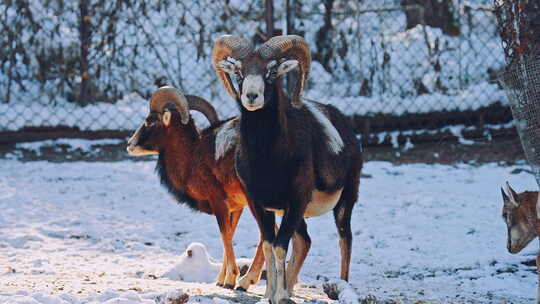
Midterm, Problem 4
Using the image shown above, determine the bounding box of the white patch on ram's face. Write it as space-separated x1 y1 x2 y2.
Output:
305 102 344 154
215 119 237 161
126 146 158 156
241 75 265 111
126 124 158 156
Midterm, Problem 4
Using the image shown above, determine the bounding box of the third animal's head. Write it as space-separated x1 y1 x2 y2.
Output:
212 35 311 111
500 182 537 254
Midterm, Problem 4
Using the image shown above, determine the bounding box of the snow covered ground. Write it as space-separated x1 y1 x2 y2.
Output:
0 140 538 303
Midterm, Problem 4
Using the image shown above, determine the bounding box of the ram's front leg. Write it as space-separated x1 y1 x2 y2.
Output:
214 205 238 289
249 204 277 299
237 236 265 291
272 202 306 304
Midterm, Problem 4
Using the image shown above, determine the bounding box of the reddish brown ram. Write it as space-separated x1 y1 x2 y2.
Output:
126 87 264 289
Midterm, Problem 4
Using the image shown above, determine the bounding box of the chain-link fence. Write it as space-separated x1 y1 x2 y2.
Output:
0 0 510 144
501 58 540 183
496 0 540 184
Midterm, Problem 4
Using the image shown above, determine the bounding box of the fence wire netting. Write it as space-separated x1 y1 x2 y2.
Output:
500 58 540 183
495 0 540 183
0 0 510 139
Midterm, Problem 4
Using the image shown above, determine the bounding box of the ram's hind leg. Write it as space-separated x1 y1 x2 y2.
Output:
333 174 359 281
215 207 240 289
286 219 311 297
222 208 243 288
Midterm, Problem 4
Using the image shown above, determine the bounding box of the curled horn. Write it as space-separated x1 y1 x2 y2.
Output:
212 35 253 100
186 95 219 125
149 86 190 125
257 35 311 109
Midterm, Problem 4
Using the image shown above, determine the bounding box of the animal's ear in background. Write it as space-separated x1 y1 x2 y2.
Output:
276 60 299 76
218 59 241 75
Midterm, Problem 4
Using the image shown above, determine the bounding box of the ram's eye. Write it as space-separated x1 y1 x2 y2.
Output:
265 70 277 82
145 115 159 126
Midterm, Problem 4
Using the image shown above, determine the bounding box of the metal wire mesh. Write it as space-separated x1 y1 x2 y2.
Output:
500 58 540 183
0 1 508 136
495 0 540 184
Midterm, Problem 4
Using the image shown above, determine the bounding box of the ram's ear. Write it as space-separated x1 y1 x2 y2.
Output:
162 110 172 127
217 59 242 75
505 182 519 207
276 60 299 76
501 187 510 203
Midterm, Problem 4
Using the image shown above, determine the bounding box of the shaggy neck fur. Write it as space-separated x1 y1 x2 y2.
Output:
155 116 200 212
238 80 293 204
239 79 288 148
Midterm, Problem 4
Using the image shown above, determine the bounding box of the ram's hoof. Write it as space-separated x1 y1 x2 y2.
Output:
216 282 224 287
235 286 247 292
224 284 235 290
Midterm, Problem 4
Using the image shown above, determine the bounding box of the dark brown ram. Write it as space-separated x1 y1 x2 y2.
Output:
213 35 363 304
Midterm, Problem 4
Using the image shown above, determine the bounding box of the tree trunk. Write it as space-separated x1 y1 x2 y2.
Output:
285 0 298 94
313 0 334 72
79 0 92 105
265 0 274 40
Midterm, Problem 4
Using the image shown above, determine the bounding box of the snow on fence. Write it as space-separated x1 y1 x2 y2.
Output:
0 0 509 137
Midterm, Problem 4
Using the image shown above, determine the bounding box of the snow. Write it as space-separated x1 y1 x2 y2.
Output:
2 289 207 304
448 126 475 145
0 142 538 303
323 280 360 304
162 242 253 285
162 242 222 283
374 122 515 149
16 139 127 156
